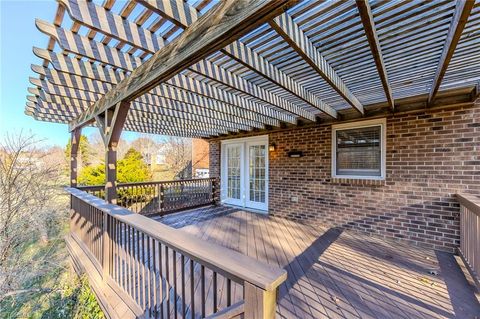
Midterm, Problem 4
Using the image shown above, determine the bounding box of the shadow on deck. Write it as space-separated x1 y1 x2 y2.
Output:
154 205 480 319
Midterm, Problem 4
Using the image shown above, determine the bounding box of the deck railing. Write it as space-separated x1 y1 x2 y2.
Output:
77 178 217 216
67 187 286 319
457 193 480 289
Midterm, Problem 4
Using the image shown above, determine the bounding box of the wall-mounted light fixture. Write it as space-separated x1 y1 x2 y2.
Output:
269 143 276 152
287 150 303 158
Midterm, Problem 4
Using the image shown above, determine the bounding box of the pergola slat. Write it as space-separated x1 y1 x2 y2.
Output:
31 66 265 130
270 13 365 115
67 0 299 131
34 48 294 124
140 0 337 119
54 2 309 122
28 88 252 133
32 49 283 126
35 21 303 124
25 0 480 138
189 60 315 120
35 87 262 131
28 100 230 137
29 82 259 131
58 0 164 52
428 0 475 104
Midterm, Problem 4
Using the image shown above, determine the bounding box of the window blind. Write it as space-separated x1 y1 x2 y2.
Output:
336 125 381 177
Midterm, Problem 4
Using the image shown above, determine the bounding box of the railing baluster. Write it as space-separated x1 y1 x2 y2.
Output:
165 246 170 317
128 225 134 298
181 255 186 319
190 259 195 319
142 232 146 310
227 278 232 307
457 194 480 291
152 239 158 319
213 271 217 313
122 222 127 290
158 242 164 319
173 250 178 319
201 265 205 318
137 229 142 305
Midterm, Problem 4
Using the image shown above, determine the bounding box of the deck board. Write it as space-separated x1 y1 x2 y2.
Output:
155 205 480 319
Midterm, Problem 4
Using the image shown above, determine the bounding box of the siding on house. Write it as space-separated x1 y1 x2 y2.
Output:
209 103 480 252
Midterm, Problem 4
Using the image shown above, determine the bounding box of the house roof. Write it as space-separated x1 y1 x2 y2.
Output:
26 0 480 138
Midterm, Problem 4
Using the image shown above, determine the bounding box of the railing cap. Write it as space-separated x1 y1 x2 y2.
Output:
66 187 287 291
75 177 217 189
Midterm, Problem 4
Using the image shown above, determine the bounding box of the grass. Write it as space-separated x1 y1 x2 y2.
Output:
0 211 104 319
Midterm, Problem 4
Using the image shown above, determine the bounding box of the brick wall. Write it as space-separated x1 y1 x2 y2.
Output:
209 104 480 251
192 138 210 176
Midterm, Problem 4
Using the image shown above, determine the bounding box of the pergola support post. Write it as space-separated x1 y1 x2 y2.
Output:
95 101 130 204
95 101 130 280
70 128 82 187
105 144 118 204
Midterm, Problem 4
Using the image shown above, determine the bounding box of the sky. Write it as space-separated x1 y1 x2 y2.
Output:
0 0 142 148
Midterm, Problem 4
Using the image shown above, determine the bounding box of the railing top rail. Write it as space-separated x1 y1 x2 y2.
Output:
66 187 287 291
76 185 105 191
457 193 480 217
76 177 217 189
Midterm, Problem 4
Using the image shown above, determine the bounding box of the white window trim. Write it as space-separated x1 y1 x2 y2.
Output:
331 118 386 180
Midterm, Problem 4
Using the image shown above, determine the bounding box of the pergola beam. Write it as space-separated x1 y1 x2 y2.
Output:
189 60 315 120
33 23 300 124
269 13 364 115
29 90 254 132
29 88 250 132
428 0 475 104
33 47 294 124
42 5 310 122
31 52 281 127
28 101 228 137
356 0 394 110
138 0 336 119
65 0 297 131
30 65 267 129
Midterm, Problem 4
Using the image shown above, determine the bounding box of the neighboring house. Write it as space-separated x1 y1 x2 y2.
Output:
192 138 209 178
143 146 167 171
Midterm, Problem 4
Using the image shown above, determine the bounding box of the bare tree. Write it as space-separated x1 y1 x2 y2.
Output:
130 135 161 166
164 137 192 179
0 133 66 300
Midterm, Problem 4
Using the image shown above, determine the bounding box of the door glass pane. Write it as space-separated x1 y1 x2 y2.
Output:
249 145 266 203
227 146 241 199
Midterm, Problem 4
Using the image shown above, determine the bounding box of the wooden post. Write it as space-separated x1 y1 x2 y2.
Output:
105 144 118 204
159 184 165 214
99 101 130 204
97 101 130 281
243 282 277 319
70 128 81 187
212 178 219 205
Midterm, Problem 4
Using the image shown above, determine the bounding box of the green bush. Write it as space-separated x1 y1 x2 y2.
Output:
78 148 150 186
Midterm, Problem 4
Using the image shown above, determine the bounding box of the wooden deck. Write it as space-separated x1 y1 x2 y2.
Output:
155 205 480 319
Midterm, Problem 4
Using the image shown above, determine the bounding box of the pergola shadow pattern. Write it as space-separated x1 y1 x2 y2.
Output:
155 206 480 319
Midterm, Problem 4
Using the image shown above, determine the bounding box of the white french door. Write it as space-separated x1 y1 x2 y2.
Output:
221 136 268 212
224 143 244 207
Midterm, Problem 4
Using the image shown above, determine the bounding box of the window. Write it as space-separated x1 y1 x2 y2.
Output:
332 118 386 180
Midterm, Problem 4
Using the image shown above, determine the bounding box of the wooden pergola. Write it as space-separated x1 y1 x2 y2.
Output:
26 0 480 201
